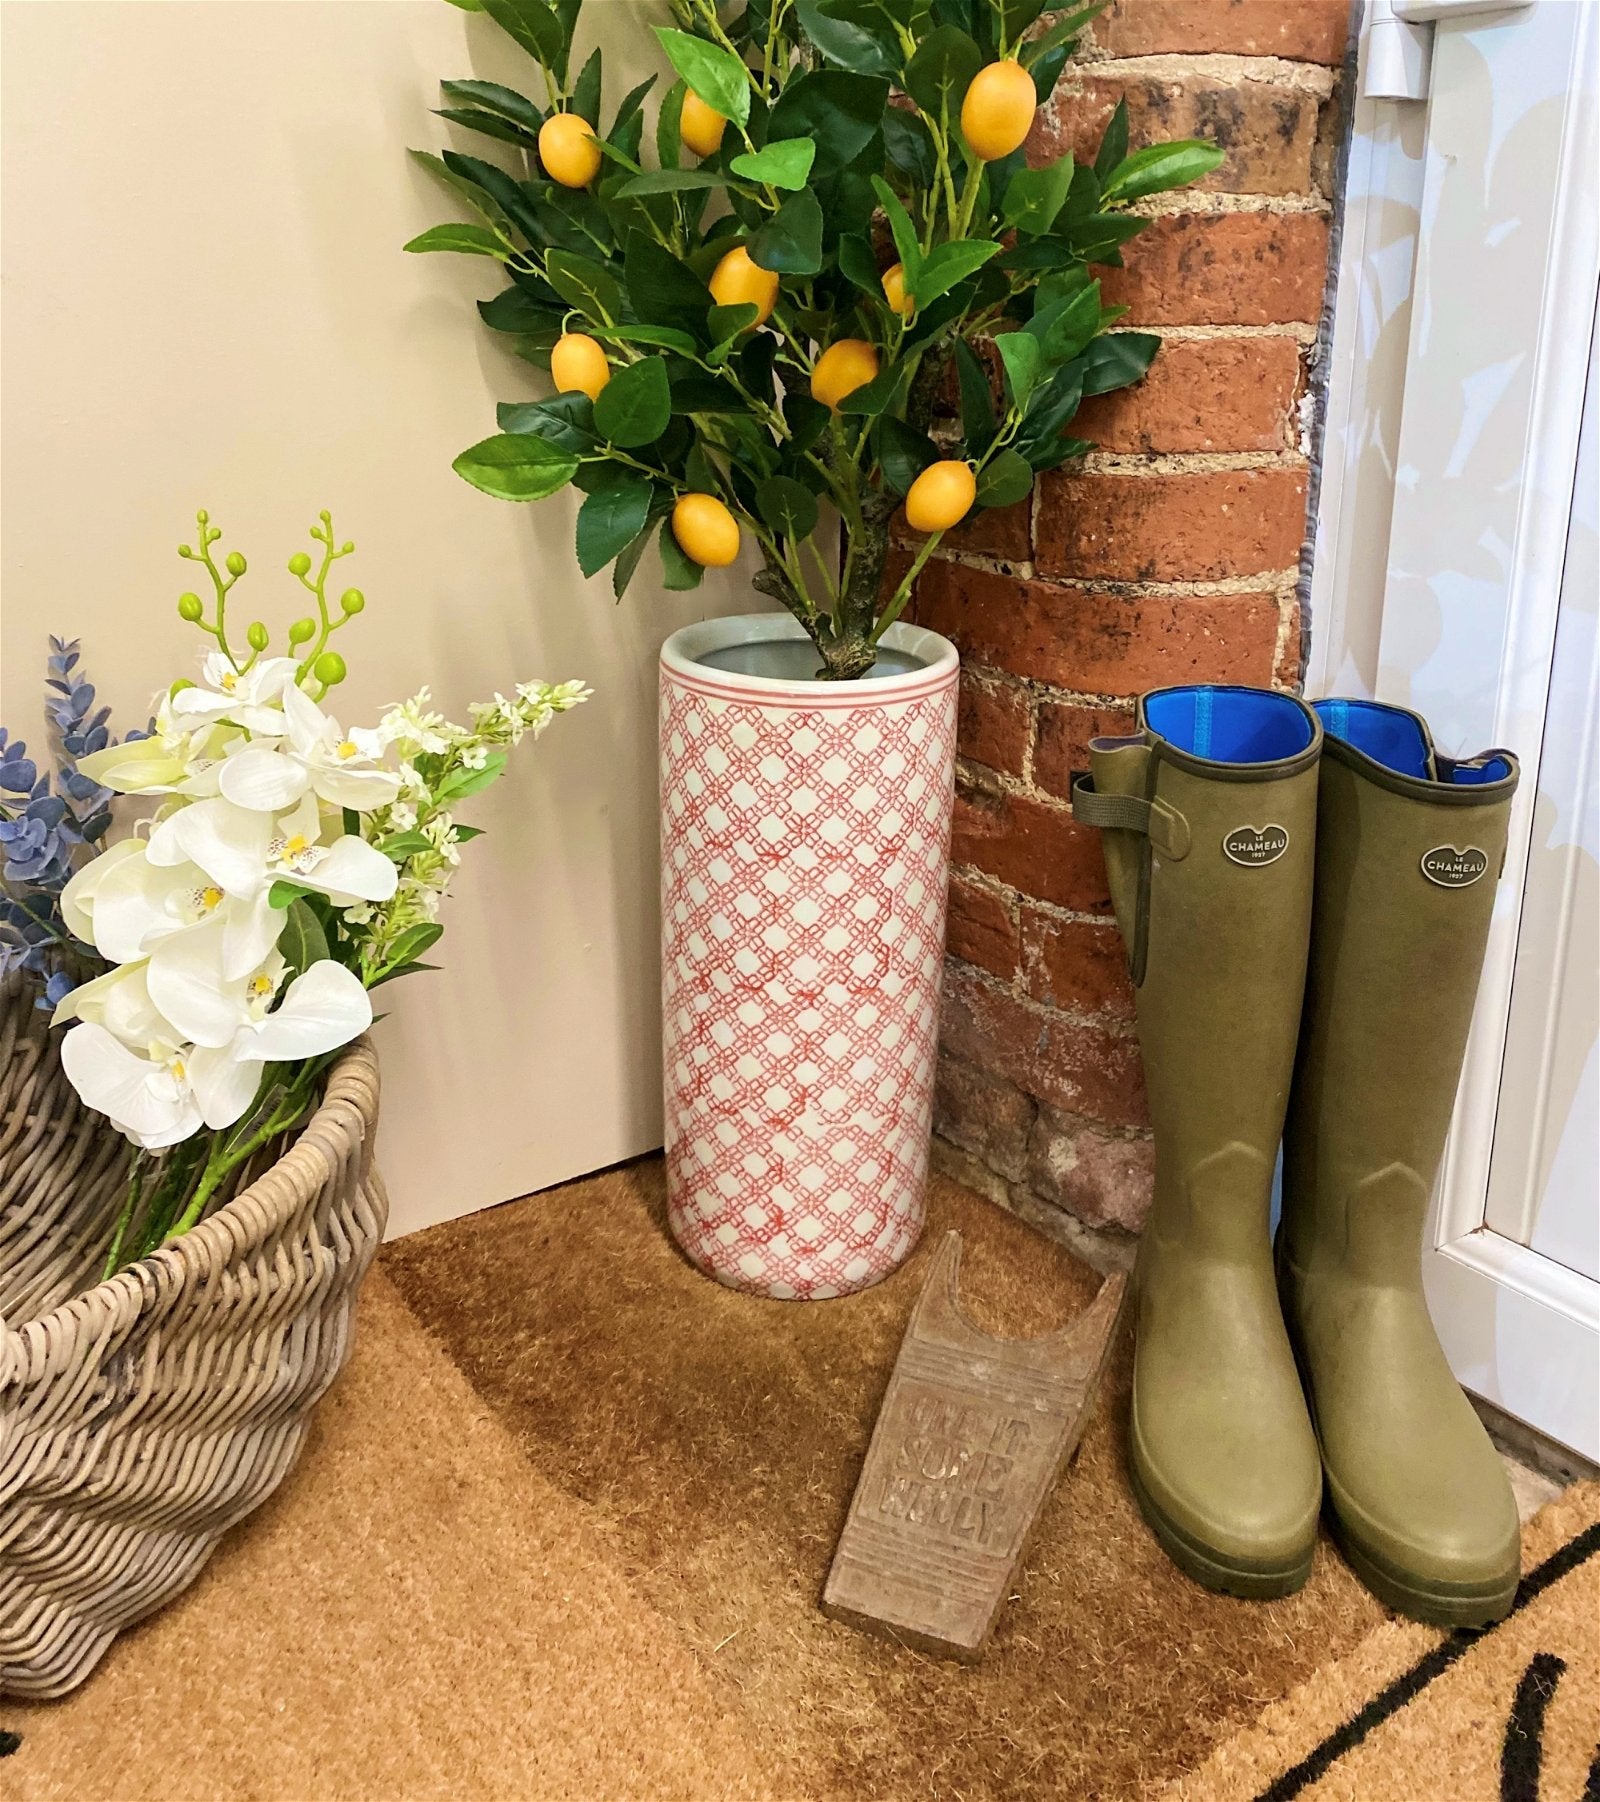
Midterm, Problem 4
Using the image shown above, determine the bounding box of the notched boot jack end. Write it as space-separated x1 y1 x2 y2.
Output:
1279 699 1522 1628
1073 686 1325 1599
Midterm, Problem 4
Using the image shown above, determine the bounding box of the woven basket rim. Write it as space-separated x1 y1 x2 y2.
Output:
2 1025 379 1346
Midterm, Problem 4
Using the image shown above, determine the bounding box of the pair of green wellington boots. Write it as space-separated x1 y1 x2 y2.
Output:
1072 684 1522 1625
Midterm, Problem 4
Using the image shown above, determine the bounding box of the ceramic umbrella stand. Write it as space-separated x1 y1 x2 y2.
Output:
659 613 959 1300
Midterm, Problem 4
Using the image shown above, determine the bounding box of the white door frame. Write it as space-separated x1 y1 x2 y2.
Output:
1311 0 1600 1458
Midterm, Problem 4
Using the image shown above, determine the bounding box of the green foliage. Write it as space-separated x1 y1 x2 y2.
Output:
411 0 1224 676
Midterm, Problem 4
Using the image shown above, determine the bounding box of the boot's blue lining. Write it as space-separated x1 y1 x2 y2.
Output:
1146 686 1312 763
1314 698 1512 785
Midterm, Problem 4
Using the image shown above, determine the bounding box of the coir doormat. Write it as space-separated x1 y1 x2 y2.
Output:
1160 1482 1600 1802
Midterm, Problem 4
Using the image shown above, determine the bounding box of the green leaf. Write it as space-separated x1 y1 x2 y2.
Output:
767 71 889 178
1101 140 1225 204
996 0 1049 43
755 476 819 540
380 923 445 974
577 469 655 576
434 106 541 147
653 26 752 128
1030 46 1070 106
869 176 923 286
480 0 563 68
1064 212 1148 261
1030 279 1102 363
497 391 598 451
624 231 715 340
707 303 760 362
439 149 545 240
749 189 823 275
403 223 508 259
904 25 981 121
592 322 700 355
1093 95 1128 182
954 339 998 454
975 448 1034 508
409 149 514 233
378 830 434 859
613 522 654 599
617 167 725 196
571 46 602 126
1001 161 1073 237
453 433 580 501
543 250 624 323
838 233 884 295
1024 2 1107 64
656 79 686 169
277 899 329 976
658 517 704 590
478 284 556 333
729 137 818 191
795 0 898 75
593 357 671 446
836 359 907 418
876 416 938 497
436 752 509 803
994 332 1043 411
1080 330 1161 396
1015 362 1086 465
441 79 543 134
267 879 314 909
783 391 831 452
910 239 999 307
882 108 937 187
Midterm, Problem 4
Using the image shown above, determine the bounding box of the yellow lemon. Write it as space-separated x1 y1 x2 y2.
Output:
679 92 728 159
672 492 741 567
810 339 881 412
905 460 978 533
961 60 1038 162
708 245 780 327
538 111 602 188
881 262 909 316
549 332 610 402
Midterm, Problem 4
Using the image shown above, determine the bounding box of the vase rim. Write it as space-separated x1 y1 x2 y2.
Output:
660 612 959 703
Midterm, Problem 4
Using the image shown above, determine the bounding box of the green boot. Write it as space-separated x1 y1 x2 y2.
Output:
1279 699 1521 1627
1074 685 1324 1597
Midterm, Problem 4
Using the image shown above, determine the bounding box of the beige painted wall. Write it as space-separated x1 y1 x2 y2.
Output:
1 0 761 1236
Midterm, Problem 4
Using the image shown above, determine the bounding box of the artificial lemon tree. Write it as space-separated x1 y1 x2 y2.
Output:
411 0 1222 679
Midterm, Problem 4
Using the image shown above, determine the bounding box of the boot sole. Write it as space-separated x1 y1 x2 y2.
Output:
1326 1513 1517 1628
1128 1447 1314 1600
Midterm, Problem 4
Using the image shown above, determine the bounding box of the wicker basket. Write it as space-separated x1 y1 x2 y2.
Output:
0 972 386 1698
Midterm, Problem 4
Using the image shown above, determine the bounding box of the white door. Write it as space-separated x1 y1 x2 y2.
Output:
1314 1 1600 1459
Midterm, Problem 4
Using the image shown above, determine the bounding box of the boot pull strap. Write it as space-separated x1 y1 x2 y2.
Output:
1070 773 1191 861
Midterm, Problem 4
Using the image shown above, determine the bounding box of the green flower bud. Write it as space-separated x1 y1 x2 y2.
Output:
196 509 210 525
340 587 365 615
225 550 247 577
177 592 204 622
288 551 312 577
288 616 317 644
247 621 270 652
313 651 347 687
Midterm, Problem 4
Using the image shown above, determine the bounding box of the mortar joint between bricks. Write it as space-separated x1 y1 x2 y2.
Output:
952 959 1141 1042
1133 191 1332 219
1060 51 1340 94
1082 449 1308 477
1152 323 1318 345
993 567 1304 601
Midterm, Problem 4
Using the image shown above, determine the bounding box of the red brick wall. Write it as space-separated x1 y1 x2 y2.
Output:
911 0 1353 1263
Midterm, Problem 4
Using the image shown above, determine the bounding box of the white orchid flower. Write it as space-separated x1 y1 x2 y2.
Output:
65 837 281 979
218 683 400 814
167 653 299 734
186 960 373 1130
60 1023 205 1150
143 914 289 1049
145 793 396 979
75 697 226 797
52 959 167 1046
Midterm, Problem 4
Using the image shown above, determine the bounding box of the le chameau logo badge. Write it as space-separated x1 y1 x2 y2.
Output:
1421 846 1489 888
1222 824 1289 867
